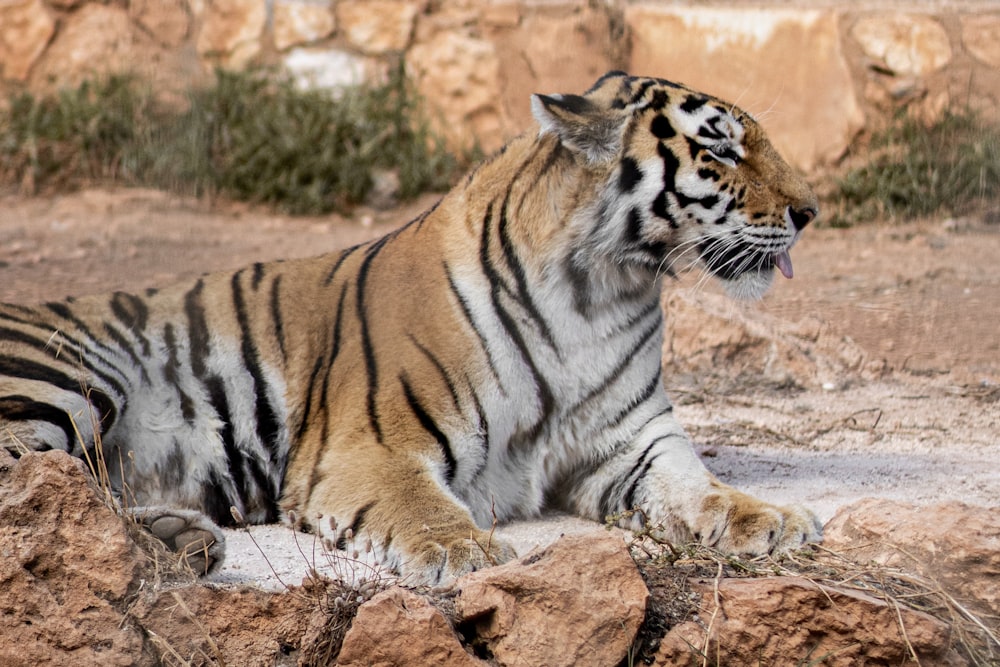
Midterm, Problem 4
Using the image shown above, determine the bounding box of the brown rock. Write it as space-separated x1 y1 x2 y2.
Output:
824 498 1000 618
407 32 503 152
0 0 56 81
627 7 862 171
196 0 266 67
273 0 336 51
337 0 421 55
454 533 648 667
130 0 191 49
0 450 147 667
337 587 485 666
852 14 952 77
961 14 1000 69
489 7 616 138
661 287 876 389
29 3 144 88
655 575 964 666
134 584 313 667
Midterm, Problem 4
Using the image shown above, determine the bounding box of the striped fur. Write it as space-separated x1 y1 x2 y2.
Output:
1 72 821 583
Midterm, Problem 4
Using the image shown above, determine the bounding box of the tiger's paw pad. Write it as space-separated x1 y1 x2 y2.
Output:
132 506 227 575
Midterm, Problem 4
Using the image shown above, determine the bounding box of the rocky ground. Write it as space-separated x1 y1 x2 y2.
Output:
1 187 998 665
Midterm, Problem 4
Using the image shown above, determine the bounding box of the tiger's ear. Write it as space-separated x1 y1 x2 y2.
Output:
531 93 623 165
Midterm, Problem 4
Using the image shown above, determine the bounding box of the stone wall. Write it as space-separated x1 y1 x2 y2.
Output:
2 0 999 172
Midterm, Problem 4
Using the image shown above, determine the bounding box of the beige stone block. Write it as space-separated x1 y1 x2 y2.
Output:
961 13 1000 68
627 6 863 171
30 4 139 86
273 0 335 51
282 47 370 90
492 8 616 137
196 0 266 67
130 0 191 48
408 31 502 151
0 0 55 81
852 14 952 77
338 0 421 55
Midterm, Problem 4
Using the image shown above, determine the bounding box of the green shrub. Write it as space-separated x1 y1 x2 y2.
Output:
0 66 464 214
830 109 1000 226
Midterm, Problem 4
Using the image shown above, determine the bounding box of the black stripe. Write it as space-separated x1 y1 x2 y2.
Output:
203 374 250 514
270 275 286 361
337 501 376 550
618 157 642 193
408 335 462 412
162 323 196 423
564 250 592 318
357 236 392 445
295 355 326 442
101 322 150 383
231 270 283 465
0 355 117 432
323 244 362 286
607 371 663 430
479 204 554 445
15 305 132 397
400 374 456 483
110 291 151 356
650 114 676 139
184 279 210 377
0 395 77 451
568 316 662 417
251 262 265 290
444 264 504 393
623 456 657 511
203 470 237 527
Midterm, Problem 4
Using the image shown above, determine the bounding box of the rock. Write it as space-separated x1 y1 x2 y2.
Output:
29 3 142 88
454 533 648 667
283 47 371 91
824 498 1000 618
0 450 147 667
852 14 952 77
661 287 879 389
961 14 1000 69
130 0 191 48
273 0 336 52
407 31 503 152
626 6 863 171
134 584 313 667
196 0 266 68
337 587 485 666
488 6 616 136
337 0 421 55
0 0 55 81
654 575 965 666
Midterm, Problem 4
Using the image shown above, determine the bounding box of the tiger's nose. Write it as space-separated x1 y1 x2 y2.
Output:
788 205 817 231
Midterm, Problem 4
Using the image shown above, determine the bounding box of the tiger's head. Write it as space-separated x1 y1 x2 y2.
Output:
531 71 818 300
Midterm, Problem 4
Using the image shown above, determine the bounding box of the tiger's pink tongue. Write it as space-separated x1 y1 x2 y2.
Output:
775 250 794 279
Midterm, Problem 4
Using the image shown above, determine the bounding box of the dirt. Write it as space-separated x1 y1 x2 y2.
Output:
1 186 998 589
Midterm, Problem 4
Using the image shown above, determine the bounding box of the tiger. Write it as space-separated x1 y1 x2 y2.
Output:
0 71 821 584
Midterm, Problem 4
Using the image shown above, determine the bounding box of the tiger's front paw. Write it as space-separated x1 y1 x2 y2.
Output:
694 490 821 556
401 530 517 586
132 506 227 575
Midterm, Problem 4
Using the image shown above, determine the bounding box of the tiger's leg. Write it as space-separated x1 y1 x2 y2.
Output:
0 387 227 575
566 413 821 554
284 446 516 586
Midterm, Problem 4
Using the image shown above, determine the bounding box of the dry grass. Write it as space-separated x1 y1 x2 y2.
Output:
617 513 999 666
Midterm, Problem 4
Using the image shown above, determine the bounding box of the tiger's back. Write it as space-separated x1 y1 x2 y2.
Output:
1 71 821 583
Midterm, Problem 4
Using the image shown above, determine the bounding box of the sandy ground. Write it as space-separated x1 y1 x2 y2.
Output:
1 187 997 590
